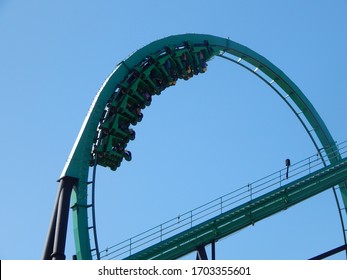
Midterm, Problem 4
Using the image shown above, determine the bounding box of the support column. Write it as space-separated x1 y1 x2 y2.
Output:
211 240 216 260
196 241 216 260
196 244 208 260
42 186 61 260
43 176 78 260
309 244 347 260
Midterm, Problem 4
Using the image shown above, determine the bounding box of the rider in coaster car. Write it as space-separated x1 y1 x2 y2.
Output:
164 59 178 86
180 53 193 80
113 143 132 161
199 51 208 73
150 69 166 92
119 120 136 140
138 87 152 105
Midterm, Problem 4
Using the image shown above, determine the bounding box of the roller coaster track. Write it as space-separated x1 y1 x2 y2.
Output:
43 34 347 260
98 142 347 260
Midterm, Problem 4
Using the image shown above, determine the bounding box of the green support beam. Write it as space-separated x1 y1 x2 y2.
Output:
125 158 347 260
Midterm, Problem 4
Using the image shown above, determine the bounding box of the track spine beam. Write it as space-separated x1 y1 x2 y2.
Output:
125 158 347 260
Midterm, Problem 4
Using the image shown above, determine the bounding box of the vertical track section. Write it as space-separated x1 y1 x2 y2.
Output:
88 156 100 259
56 34 347 259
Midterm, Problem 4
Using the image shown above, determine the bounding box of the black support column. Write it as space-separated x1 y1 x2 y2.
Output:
195 240 216 260
42 176 78 260
196 244 208 260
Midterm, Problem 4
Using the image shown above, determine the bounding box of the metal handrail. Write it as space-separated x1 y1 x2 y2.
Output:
97 140 347 259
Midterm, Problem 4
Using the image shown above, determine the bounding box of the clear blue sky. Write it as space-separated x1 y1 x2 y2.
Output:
1 0 347 260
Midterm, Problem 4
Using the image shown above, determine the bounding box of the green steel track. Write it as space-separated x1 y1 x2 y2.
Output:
97 143 347 260
124 157 347 260
58 34 347 259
